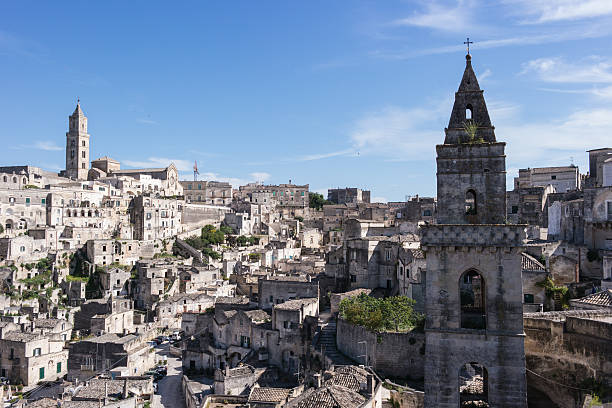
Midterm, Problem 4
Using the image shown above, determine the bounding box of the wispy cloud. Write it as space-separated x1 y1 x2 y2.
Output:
123 157 193 172
298 148 355 161
250 172 271 182
348 103 448 161
506 0 612 23
521 56 612 83
33 141 63 151
12 141 63 151
392 0 476 33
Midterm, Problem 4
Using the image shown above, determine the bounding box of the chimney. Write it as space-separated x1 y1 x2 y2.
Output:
123 378 129 399
367 374 375 396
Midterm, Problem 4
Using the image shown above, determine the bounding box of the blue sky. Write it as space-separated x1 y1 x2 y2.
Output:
2 1 612 202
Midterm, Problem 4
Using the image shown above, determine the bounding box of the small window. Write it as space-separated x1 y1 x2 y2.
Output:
551 175 556 180
39 367 45 380
350 274 356 283
41 198 46 204
524 294 534 303
511 205 518 214
33 348 42 357
57 362 62 373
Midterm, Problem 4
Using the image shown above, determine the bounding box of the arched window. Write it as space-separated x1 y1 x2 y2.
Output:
466 104 473 120
459 362 488 406
12 177 17 183
2 176 6 182
22 178 27 184
465 189 477 216
460 270 486 329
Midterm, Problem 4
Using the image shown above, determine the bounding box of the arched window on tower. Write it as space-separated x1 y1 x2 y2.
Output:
460 270 486 329
466 104 473 120
459 362 489 406
465 189 477 216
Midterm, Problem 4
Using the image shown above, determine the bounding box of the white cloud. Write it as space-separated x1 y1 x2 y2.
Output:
348 104 448 161
506 0 612 23
123 157 193 172
298 148 355 161
250 172 271 182
498 108 612 169
32 141 62 151
521 56 612 83
392 0 475 33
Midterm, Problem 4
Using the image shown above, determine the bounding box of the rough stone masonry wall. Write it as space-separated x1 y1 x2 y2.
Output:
336 318 425 380
435 143 507 225
523 311 612 408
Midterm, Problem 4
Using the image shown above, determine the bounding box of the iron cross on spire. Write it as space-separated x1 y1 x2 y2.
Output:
464 37 474 55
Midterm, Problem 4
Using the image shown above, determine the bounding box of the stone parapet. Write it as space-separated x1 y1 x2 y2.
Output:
420 224 527 247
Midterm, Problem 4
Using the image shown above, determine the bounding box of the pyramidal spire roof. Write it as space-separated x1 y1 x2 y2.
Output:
444 54 496 144
458 54 481 92
72 99 85 117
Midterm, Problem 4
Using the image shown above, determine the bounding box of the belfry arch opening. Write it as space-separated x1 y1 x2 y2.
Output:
466 104 473 120
460 270 486 330
459 362 489 407
465 189 477 216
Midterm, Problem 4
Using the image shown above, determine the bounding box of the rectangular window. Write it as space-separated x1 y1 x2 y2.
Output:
607 201 612 221
524 294 534 303
301 192 304 196
350 274 357 282
25 197 30 205
57 362 61 373
188 184 192 189
39 367 45 380
33 348 41 356
551 175 556 180
41 198 46 204
198 184 202 190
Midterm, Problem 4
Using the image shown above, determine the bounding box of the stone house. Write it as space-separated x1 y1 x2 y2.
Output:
74 296 134 335
327 188 371 205
396 247 426 312
179 265 222 293
157 292 214 329
299 228 323 249
67 332 155 380
515 166 581 192
133 259 179 310
130 195 182 241
181 180 232 206
86 240 141 267
98 267 132 297
0 329 69 386
258 276 319 310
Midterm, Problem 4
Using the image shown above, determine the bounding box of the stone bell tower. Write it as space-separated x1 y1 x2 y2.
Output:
64 100 90 180
420 54 527 407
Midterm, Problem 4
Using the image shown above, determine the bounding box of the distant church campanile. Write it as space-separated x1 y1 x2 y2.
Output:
64 100 90 180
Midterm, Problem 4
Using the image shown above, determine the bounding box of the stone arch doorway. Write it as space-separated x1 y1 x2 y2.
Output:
459 269 486 330
459 362 489 407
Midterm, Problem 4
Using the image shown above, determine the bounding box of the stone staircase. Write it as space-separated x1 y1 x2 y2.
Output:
317 318 355 366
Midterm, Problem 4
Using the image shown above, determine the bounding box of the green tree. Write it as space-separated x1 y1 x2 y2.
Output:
339 294 423 332
309 193 331 210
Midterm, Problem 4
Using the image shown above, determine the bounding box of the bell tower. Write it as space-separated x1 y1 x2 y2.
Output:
64 100 90 180
436 54 506 225
421 54 527 407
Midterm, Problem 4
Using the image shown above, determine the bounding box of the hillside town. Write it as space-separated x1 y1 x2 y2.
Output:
0 52 611 408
